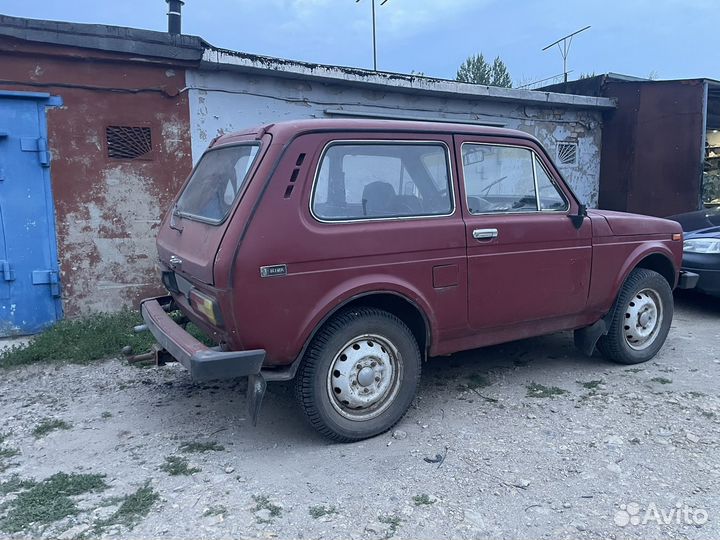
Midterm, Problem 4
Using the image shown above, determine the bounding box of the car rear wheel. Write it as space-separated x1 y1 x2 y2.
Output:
295 307 421 442
597 268 674 365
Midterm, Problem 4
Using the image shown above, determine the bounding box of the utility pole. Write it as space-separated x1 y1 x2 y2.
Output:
356 0 390 71
542 26 591 83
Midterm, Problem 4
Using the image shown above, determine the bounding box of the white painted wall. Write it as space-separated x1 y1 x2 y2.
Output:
186 69 604 206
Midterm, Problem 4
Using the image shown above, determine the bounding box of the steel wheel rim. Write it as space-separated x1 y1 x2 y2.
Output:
623 288 664 350
326 334 403 421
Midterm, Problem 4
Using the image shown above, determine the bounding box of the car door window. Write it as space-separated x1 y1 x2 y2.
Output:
312 143 453 221
535 155 569 211
462 144 538 214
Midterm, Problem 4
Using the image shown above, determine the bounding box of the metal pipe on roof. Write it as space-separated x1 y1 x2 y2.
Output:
166 0 184 35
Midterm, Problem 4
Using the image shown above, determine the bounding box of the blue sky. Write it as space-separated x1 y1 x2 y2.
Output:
0 0 716 85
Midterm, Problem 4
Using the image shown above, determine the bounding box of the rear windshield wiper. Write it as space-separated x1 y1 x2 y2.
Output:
169 204 184 233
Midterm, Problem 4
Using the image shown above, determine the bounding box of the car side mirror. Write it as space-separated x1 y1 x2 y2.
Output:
570 203 587 229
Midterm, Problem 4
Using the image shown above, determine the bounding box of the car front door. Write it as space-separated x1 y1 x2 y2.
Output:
454 134 592 331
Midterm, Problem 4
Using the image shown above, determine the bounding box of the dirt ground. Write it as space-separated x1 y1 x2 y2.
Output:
0 290 718 539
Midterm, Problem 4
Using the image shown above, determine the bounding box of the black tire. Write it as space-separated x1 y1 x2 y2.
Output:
295 307 421 442
597 268 674 365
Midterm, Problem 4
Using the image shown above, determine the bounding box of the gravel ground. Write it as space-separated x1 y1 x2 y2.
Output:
0 291 718 539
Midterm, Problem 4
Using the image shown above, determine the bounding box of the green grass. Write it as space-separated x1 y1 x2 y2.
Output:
0 447 19 459
309 505 337 518
0 475 36 496
650 377 673 385
179 441 225 453
252 495 282 522
526 382 569 398
159 456 200 476
378 513 403 538
412 494 434 506
0 473 107 533
579 379 604 390
101 411 113 419
93 483 159 532
32 419 71 438
0 310 155 368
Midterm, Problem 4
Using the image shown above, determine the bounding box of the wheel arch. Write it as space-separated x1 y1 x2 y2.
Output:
634 252 677 288
298 290 432 366
613 245 678 301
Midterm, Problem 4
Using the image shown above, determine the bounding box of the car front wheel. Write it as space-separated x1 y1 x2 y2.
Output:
295 307 421 442
597 268 674 364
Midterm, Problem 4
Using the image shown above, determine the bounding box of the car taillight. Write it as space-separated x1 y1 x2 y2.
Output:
188 288 223 327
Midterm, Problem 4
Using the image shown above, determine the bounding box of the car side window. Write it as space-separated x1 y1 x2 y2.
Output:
462 144 538 214
534 155 569 211
312 143 453 221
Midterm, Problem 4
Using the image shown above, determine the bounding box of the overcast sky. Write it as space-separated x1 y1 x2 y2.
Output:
0 0 715 85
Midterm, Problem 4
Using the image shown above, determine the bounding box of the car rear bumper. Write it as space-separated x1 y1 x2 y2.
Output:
140 296 266 382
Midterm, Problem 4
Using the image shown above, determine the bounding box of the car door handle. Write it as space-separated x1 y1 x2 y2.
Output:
472 228 498 240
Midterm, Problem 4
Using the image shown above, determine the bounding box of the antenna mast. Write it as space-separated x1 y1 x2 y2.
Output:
542 26 591 83
356 0 390 71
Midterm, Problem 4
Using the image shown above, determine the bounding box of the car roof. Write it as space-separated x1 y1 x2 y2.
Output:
213 118 538 146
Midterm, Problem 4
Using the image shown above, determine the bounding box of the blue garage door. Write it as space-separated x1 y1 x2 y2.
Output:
0 91 62 336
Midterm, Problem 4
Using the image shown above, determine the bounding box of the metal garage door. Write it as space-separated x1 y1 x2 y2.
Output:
0 91 62 336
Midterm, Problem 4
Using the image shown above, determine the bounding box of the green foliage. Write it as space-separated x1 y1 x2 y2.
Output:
412 494 434 506
94 483 159 532
0 475 36 496
160 456 200 476
456 53 512 87
526 382 568 398
179 441 225 454
378 513 403 538
252 495 282 522
32 419 71 438
0 310 155 368
309 505 337 518
0 473 107 533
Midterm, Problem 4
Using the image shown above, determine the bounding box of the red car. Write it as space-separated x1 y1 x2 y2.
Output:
141 119 697 441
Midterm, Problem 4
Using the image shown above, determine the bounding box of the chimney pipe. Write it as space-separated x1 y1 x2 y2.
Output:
166 0 184 35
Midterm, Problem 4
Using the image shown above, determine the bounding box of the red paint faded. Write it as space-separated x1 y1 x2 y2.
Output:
0 37 193 315
154 119 685 370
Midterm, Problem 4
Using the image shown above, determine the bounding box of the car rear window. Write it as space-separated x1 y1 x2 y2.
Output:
176 144 260 224
312 142 453 221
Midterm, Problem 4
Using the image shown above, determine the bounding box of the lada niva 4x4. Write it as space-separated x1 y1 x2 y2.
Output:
141 119 698 441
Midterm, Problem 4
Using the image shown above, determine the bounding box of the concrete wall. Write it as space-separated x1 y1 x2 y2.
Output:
0 39 193 316
187 69 604 207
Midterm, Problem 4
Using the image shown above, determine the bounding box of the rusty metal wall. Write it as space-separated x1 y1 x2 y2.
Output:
599 80 705 217
0 38 193 316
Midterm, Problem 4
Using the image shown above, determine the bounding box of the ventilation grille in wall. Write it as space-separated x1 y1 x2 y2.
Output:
556 142 578 166
106 126 153 160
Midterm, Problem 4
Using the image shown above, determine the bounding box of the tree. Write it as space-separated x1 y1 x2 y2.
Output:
456 53 512 88
490 56 512 88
